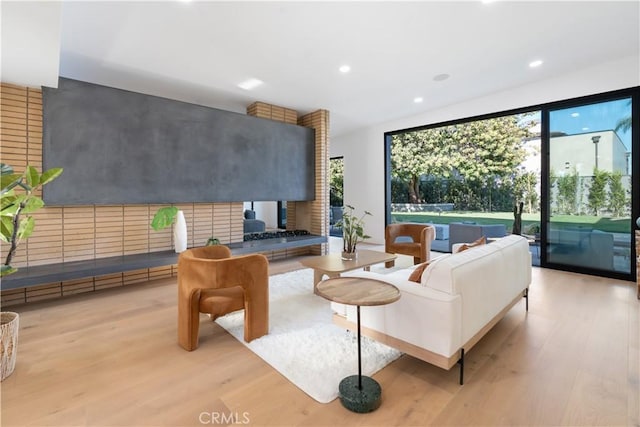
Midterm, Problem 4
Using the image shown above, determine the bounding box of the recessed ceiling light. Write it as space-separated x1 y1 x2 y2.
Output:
414 97 423 103
237 78 263 91
571 112 580 118
529 60 543 68
582 127 590 131
433 73 450 82
339 65 351 73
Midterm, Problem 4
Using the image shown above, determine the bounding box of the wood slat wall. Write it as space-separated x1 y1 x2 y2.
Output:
298 109 330 255
246 102 329 256
0 83 244 306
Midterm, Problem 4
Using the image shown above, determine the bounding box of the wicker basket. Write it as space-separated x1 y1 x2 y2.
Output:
1 312 19 381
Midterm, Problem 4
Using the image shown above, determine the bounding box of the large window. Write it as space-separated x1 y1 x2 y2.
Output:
329 157 344 237
386 111 542 263
546 97 633 275
385 88 638 281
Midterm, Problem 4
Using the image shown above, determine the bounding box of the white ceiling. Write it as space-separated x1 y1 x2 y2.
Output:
3 1 639 136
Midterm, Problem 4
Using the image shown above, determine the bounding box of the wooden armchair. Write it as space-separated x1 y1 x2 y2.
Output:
384 223 435 268
177 245 269 351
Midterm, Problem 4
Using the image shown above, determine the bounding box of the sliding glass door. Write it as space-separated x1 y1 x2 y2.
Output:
546 97 633 275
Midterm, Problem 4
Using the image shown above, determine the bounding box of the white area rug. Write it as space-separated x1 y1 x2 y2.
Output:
215 268 402 403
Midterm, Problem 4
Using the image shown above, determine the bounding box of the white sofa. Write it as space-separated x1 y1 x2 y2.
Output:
330 234 532 384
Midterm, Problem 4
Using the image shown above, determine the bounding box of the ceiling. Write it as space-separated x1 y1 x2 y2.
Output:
3 1 639 136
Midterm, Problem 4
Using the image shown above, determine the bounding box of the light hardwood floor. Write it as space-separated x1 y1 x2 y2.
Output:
1 240 638 426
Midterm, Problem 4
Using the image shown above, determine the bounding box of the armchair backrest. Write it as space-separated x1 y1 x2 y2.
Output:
386 223 435 245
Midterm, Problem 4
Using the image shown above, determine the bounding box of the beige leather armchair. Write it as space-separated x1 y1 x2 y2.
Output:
177 245 269 351
384 223 435 268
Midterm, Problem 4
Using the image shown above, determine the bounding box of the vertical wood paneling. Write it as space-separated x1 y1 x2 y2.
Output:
0 288 26 306
213 203 232 243
63 206 96 261
27 88 43 170
94 273 124 291
95 206 124 257
149 265 172 280
62 277 95 296
123 205 149 255
298 109 330 255
25 282 62 303
27 207 63 266
193 203 214 247
230 202 244 243
123 268 149 286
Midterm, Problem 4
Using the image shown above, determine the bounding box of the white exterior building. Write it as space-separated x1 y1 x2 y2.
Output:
550 130 629 176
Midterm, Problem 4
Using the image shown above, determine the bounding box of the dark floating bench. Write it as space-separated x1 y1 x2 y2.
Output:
1 234 327 291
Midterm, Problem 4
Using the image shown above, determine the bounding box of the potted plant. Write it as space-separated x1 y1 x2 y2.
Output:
206 237 220 246
1 163 63 276
335 205 371 260
1 163 62 381
151 206 187 253
1 312 19 381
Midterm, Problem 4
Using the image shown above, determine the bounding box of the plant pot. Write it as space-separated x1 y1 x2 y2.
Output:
341 250 357 261
1 312 19 381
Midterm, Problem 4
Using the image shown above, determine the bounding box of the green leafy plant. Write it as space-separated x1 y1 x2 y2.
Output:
1 163 63 276
206 237 220 246
335 205 371 253
150 206 179 231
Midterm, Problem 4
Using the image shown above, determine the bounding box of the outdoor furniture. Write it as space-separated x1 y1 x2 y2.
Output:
177 245 269 351
448 223 507 252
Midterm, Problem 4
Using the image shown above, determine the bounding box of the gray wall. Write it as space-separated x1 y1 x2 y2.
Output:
43 78 315 205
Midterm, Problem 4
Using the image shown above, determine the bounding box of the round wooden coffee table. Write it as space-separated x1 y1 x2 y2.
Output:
315 277 400 413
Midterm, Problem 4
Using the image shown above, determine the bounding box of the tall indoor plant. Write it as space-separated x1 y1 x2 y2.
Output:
335 205 371 260
1 163 62 381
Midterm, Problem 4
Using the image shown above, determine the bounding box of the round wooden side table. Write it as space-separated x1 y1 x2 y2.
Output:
315 276 400 413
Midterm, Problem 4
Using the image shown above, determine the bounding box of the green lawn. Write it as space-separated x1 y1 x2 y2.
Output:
391 211 631 234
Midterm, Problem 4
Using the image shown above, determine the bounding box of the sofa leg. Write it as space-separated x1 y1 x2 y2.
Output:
385 260 395 268
457 348 465 385
524 288 529 311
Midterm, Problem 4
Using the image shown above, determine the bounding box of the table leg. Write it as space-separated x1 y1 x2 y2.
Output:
357 305 362 389
313 269 324 286
338 304 382 413
314 271 340 294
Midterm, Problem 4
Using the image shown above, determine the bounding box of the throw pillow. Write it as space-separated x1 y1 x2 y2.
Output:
457 236 486 253
408 261 430 283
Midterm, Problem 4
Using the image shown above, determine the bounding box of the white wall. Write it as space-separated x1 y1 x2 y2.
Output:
331 55 640 244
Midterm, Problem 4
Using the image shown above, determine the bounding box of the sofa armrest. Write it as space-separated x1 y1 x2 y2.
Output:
334 270 463 358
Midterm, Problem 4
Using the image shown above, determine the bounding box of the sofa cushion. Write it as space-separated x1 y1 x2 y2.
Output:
419 254 452 287
408 261 430 283
457 236 486 253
